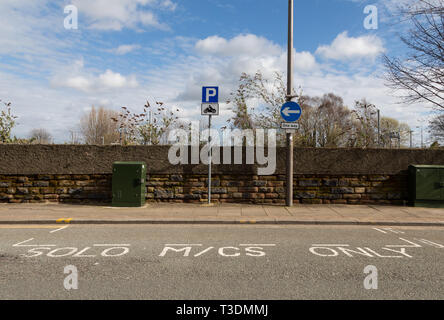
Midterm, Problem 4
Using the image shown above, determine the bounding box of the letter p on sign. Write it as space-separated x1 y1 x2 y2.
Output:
203 87 219 103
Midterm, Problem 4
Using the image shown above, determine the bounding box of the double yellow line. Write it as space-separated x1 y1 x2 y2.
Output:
239 220 257 224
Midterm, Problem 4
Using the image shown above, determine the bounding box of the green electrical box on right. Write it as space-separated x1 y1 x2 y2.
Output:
409 165 444 208
112 161 147 207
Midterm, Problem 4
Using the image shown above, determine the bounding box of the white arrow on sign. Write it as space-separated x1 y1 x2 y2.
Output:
282 107 301 117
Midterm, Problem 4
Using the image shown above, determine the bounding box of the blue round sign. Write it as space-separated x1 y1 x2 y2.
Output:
280 101 302 122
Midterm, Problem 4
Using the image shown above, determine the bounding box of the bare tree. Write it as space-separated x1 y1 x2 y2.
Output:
29 128 52 144
292 94 354 148
80 106 120 145
295 96 317 147
312 94 353 148
68 128 82 145
226 81 255 130
429 113 444 143
383 0 444 109
227 71 297 146
379 117 411 148
111 100 183 145
228 72 413 149
228 72 294 128
137 101 182 145
0 99 18 144
350 99 379 148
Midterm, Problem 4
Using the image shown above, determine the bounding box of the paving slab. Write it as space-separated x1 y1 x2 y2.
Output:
241 206 267 216
217 207 242 217
263 206 291 217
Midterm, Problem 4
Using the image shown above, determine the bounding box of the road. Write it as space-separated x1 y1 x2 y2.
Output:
0 224 443 300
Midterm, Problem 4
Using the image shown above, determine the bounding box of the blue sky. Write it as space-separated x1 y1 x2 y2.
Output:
0 0 434 144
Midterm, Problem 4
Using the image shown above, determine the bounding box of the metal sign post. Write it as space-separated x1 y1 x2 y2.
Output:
286 0 294 207
202 86 219 205
208 114 212 204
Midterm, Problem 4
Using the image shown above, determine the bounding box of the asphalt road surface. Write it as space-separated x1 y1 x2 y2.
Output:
0 224 443 300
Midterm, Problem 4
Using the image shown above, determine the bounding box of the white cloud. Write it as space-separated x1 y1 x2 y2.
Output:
149 33 430 138
294 51 318 72
193 33 318 80
99 69 138 88
159 0 177 11
0 1 67 56
316 31 385 61
113 44 141 55
63 76 92 92
71 0 175 31
195 34 282 58
166 34 318 104
51 63 139 93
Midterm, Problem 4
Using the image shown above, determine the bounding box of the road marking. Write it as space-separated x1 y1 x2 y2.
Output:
309 243 410 258
13 238 57 247
20 246 131 258
164 244 203 246
239 244 276 246
415 239 444 248
56 218 73 224
389 228 405 234
93 244 132 247
160 246 193 257
194 247 214 257
0 225 61 229
73 247 96 257
363 248 404 258
337 247 374 258
383 247 412 258
219 247 241 257
101 247 130 257
309 247 339 257
373 227 405 234
50 225 69 233
309 245 410 258
311 237 444 259
312 244 350 247
385 238 422 248
47 247 78 257
160 244 275 257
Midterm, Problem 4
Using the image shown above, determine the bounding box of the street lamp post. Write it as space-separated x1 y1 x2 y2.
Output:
377 109 380 147
398 130 401 148
416 126 424 148
421 126 424 148
286 0 294 207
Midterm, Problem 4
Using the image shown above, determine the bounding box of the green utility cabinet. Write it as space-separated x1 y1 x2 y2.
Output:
409 165 444 208
112 161 147 207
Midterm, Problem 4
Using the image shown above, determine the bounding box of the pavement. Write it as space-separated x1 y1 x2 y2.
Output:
0 202 443 226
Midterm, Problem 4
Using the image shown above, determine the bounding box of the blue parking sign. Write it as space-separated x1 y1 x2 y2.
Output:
202 87 219 103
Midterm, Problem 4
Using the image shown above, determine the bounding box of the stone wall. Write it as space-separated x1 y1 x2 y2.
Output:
0 173 406 205
0 145 442 205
